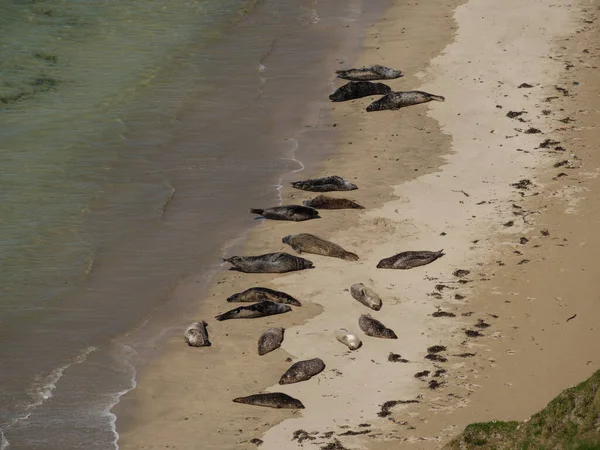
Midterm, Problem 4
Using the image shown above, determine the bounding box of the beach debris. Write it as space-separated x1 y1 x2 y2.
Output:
250 205 319 221
223 252 314 273
475 319 491 329
338 429 370 436
518 83 534 88
388 353 409 363
434 369 447 377
425 354 448 363
184 321 211 347
453 269 471 278
291 175 357 192
506 110 526 118
258 327 285 356
415 371 430 379
454 352 476 358
303 195 364 210
335 329 362 350
279 358 325 385
335 65 403 81
511 179 533 190
541 229 550 236
366 91 445 112
503 220 515 227
566 314 577 322
555 85 570 96
292 430 317 443
329 81 391 102
428 380 444 390
215 301 291 321
228 287 301 306
320 439 350 450
539 138 560 148
427 345 447 353
455 294 466 300
359 314 398 339
233 393 305 409
432 310 456 318
518 259 530 265
525 127 542 134
465 329 484 337
378 400 419 417
350 283 382 310
249 438 263 447
520 237 529 244
376 249 444 270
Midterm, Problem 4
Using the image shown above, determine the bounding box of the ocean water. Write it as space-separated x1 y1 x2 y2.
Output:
0 0 385 448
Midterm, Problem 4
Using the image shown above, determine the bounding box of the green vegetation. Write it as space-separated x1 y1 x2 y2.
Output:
444 370 600 449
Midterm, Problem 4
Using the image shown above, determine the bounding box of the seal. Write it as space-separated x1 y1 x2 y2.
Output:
232 392 305 409
227 287 301 307
366 91 445 112
350 283 382 311
303 195 364 210
250 205 319 222
376 250 444 270
184 321 211 347
215 301 291 321
335 65 403 81
223 252 314 273
359 314 398 339
335 328 362 350
282 233 359 261
258 327 285 355
329 81 392 102
291 175 357 192
279 358 326 385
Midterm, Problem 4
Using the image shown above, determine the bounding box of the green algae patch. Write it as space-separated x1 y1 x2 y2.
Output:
444 370 600 449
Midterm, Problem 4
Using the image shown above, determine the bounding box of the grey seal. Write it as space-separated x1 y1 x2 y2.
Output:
366 91 445 112
250 205 319 222
335 328 362 350
303 195 364 210
329 81 392 102
227 287 301 307
223 252 314 273
184 321 211 347
335 65 403 81
282 233 359 261
350 283 382 311
215 301 291 321
291 175 357 192
359 314 398 339
258 327 285 355
279 358 326 385
233 393 305 409
376 250 444 270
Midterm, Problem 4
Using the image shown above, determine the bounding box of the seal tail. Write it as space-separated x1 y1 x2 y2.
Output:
429 94 445 102
250 208 264 216
343 252 360 261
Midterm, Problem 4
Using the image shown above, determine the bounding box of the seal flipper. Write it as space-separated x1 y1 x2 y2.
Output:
215 308 241 321
290 243 303 254
250 208 264 216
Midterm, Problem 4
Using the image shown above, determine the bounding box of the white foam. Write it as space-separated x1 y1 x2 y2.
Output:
107 344 138 450
274 137 305 205
0 430 9 450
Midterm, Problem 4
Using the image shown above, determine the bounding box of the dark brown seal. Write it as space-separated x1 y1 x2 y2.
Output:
215 301 291 321
279 358 326 385
329 81 392 102
376 250 444 270
184 321 211 347
249 205 319 221
258 327 285 355
227 287 301 307
282 233 359 261
302 195 364 210
223 252 314 273
335 65 403 81
291 175 357 192
232 393 305 409
366 91 445 112
359 314 397 339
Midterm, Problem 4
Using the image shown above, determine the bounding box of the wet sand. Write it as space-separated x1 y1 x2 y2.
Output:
116 0 600 448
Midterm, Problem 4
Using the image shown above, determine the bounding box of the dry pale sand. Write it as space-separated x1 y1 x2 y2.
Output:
116 0 600 448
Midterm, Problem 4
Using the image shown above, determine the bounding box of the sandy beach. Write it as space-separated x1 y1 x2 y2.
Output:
115 0 600 448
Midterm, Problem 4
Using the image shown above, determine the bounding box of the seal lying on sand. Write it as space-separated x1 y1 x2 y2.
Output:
303 195 364 210
258 327 285 355
282 234 359 261
335 329 362 350
335 65 403 81
329 81 392 102
291 175 357 192
359 314 398 339
250 205 319 222
377 250 444 270
233 392 305 409
223 252 314 273
366 91 445 112
227 287 301 307
350 283 382 311
215 301 291 321
279 358 326 385
184 321 211 347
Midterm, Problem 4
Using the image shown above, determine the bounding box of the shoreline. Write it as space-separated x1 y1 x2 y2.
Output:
115 0 600 448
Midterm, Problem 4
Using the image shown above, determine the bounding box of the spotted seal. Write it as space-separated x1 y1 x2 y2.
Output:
335 65 403 81
376 250 444 270
335 328 362 350
233 393 305 409
227 287 301 307
282 233 358 261
329 81 392 102
258 327 285 355
350 283 382 311
302 195 364 210
359 314 398 339
223 252 314 273
366 91 445 112
279 358 326 385
250 205 319 222
215 301 291 321
291 175 357 192
184 321 211 347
